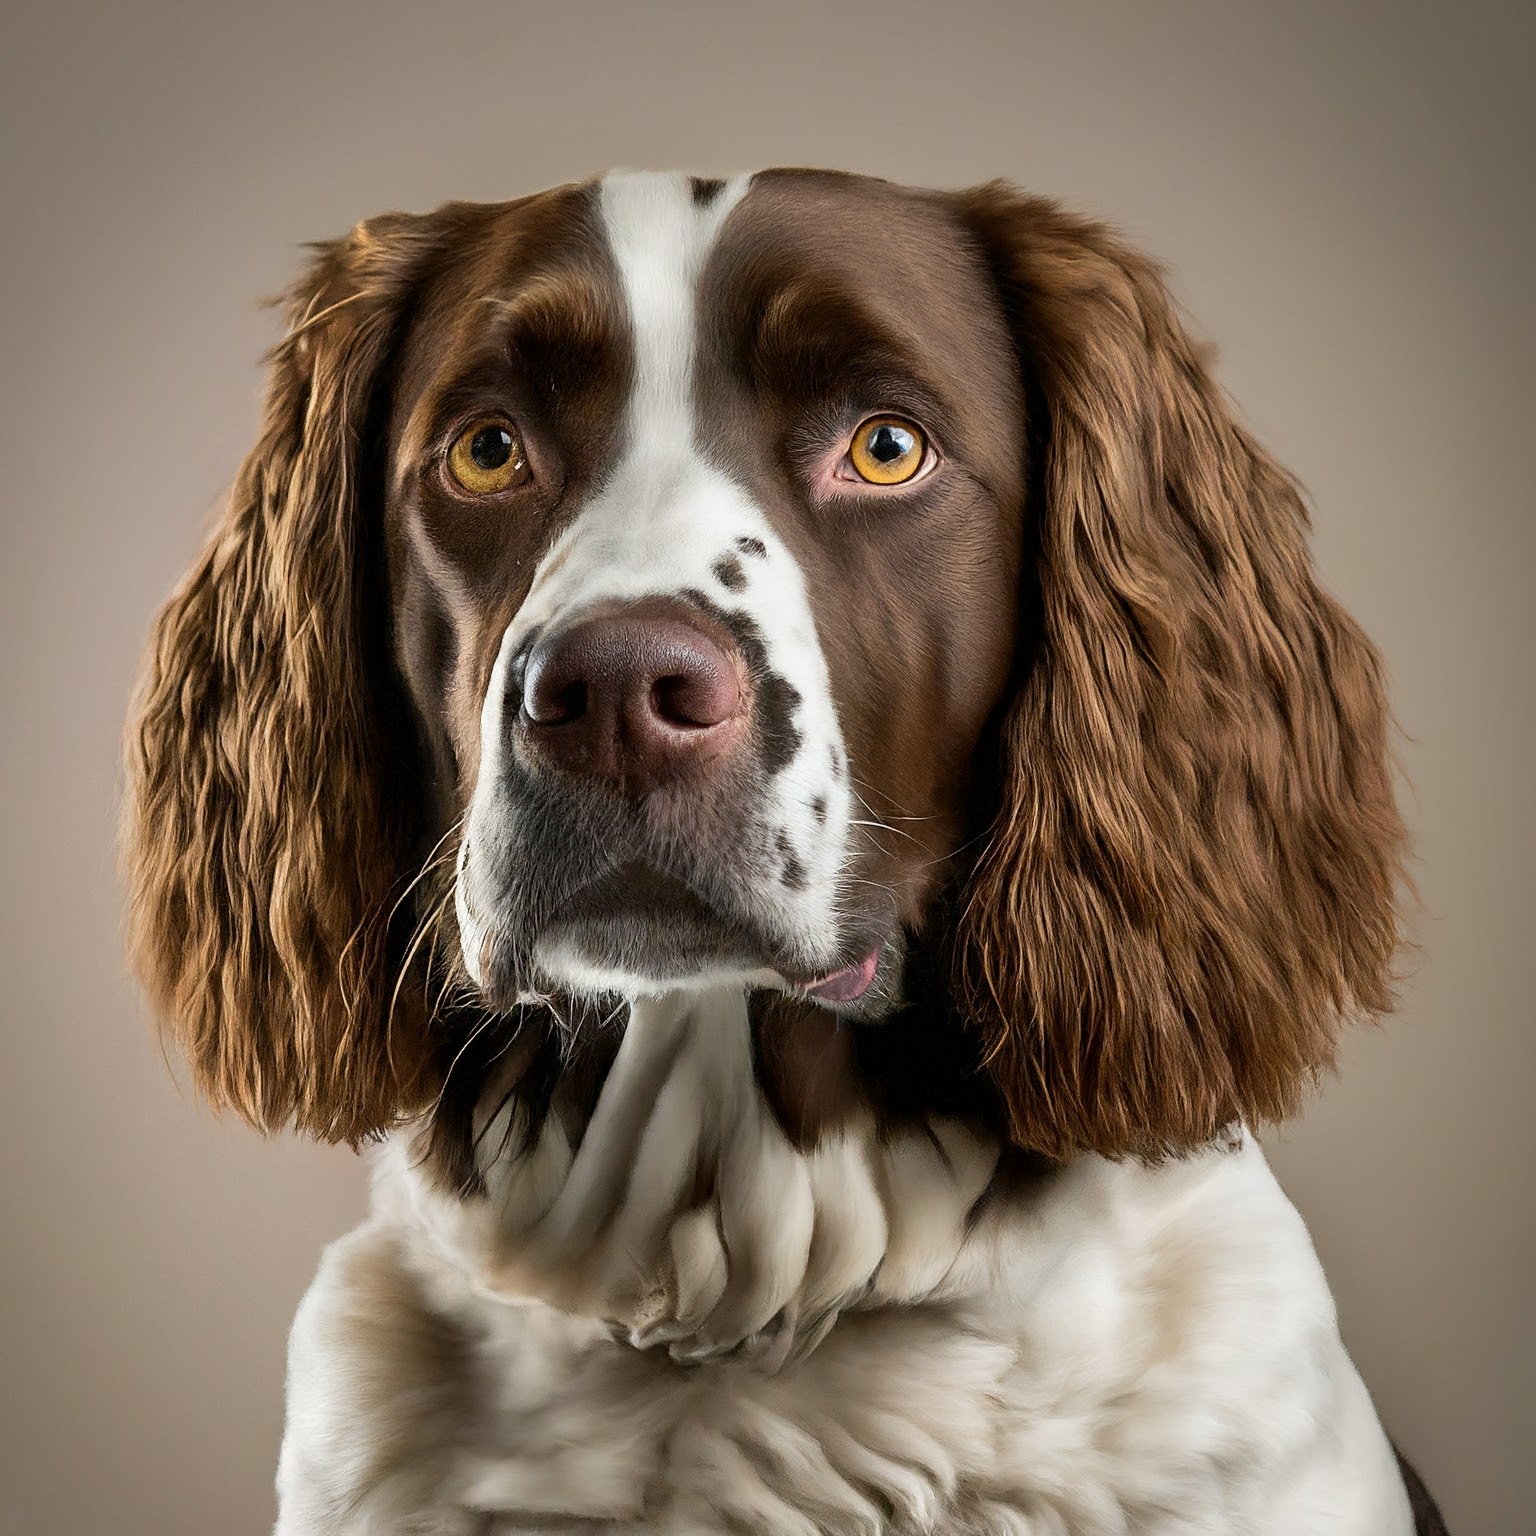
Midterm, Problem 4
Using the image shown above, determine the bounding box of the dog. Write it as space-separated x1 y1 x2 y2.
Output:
124 169 1445 1534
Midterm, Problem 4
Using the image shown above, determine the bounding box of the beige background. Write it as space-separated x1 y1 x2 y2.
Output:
2 2 1531 1532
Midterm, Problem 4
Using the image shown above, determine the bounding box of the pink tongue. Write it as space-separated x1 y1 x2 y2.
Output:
804 948 879 1003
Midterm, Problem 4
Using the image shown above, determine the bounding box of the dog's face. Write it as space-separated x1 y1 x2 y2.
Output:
383 173 1022 1017
125 170 1405 1158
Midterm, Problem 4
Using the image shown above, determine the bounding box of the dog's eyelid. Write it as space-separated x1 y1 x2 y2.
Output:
437 404 520 446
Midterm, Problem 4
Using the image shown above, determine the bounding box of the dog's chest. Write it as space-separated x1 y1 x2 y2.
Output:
428 1154 1392 1535
459 1299 1024 1534
280 1136 1411 1534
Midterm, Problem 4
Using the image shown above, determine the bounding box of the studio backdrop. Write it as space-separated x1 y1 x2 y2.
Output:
1 4 1530 1534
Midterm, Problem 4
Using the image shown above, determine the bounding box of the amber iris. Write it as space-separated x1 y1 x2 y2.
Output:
848 416 926 485
447 418 529 495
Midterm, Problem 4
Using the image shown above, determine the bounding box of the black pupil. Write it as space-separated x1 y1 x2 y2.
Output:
869 423 913 463
470 425 513 470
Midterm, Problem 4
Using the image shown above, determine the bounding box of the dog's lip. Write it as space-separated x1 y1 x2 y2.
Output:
785 946 880 1004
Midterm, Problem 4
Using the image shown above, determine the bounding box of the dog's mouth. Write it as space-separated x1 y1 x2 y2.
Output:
533 862 763 980
538 864 885 1001
468 846 891 1012
457 757 898 1013
781 948 882 1004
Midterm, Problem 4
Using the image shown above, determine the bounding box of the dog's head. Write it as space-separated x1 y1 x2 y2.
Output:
125 170 1405 1160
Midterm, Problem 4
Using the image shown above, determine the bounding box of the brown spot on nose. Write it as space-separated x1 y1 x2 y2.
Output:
519 608 745 791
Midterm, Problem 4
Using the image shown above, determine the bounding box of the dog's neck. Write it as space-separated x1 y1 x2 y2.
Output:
392 984 1014 1366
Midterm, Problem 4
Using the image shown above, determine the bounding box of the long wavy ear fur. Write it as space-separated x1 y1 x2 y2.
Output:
123 213 450 1143
952 184 1408 1159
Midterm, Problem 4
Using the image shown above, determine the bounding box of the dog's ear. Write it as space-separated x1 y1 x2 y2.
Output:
124 212 453 1144
950 184 1408 1160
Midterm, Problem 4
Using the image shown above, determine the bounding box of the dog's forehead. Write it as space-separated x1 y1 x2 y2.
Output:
636 170 1008 354
389 167 1023 529
410 169 1006 366
704 169 987 298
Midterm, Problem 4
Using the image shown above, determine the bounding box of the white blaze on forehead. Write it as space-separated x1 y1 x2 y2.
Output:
460 169 859 991
513 168 754 633
604 171 748 458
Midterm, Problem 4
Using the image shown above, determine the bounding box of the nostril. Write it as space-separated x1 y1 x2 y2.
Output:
523 656 588 725
652 672 733 729
528 678 586 725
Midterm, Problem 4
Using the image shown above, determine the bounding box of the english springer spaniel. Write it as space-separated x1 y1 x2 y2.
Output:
125 169 1445 1534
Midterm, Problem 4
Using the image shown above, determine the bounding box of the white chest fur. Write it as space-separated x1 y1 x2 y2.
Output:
274 990 1411 1535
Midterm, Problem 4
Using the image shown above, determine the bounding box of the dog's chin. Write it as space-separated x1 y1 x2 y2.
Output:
469 862 786 1006
469 861 901 1018
532 866 781 997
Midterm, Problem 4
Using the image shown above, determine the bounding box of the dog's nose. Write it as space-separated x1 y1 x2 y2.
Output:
519 611 744 789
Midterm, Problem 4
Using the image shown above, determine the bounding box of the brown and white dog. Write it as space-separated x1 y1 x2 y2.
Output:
125 170 1443 1534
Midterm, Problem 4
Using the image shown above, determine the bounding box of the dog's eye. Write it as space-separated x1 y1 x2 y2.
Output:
446 418 530 495
847 416 927 485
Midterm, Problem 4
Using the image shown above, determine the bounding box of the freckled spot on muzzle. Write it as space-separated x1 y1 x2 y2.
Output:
711 553 747 592
775 829 807 890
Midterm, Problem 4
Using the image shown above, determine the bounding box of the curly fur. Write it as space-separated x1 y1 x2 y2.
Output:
952 185 1407 1157
123 214 462 1142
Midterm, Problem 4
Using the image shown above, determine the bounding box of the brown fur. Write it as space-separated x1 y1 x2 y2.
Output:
949 184 1408 1158
123 211 473 1143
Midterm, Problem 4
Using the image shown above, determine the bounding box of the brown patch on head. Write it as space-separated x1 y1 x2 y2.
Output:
694 171 1028 943
122 180 632 1145
774 829 807 890
711 552 747 592
384 185 634 799
700 170 1404 1158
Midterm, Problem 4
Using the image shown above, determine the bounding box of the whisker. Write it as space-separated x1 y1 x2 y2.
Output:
382 888 456 1083
845 816 929 849
386 817 467 929
847 774 940 823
